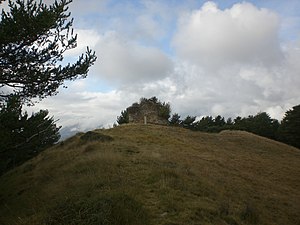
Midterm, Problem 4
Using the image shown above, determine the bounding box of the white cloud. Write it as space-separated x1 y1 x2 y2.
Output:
93 31 173 84
172 1 282 68
62 28 173 86
64 29 101 57
28 88 133 131
162 1 300 120
26 1 300 136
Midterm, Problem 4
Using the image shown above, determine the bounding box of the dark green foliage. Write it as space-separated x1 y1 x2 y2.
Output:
214 115 226 127
194 116 215 132
252 112 279 139
233 112 279 140
193 115 227 132
0 96 60 174
158 101 171 120
0 0 97 103
169 110 283 143
170 114 227 132
278 104 300 149
45 193 150 225
117 109 129 125
226 117 233 126
181 115 196 129
80 131 113 143
169 113 181 126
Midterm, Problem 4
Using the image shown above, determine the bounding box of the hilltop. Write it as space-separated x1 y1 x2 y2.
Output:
0 124 299 225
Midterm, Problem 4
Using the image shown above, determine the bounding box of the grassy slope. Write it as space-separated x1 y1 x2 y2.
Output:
0 124 299 225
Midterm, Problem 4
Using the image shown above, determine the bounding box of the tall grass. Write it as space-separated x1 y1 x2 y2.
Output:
45 193 149 225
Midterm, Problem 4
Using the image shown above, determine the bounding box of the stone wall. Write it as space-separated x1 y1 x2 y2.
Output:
127 101 168 125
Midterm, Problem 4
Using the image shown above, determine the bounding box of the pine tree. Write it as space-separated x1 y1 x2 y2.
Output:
251 112 279 140
117 109 129 125
279 105 300 149
181 115 196 129
0 0 97 103
0 0 97 174
0 96 61 174
169 113 181 126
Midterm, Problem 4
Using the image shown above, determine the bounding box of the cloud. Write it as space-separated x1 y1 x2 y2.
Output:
63 28 173 86
28 88 133 131
63 29 101 57
172 1 282 68
135 14 165 41
27 1 300 136
158 1 300 120
69 0 108 15
165 48 300 120
93 31 173 84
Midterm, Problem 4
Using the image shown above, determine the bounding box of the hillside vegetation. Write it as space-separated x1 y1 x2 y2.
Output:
0 124 299 225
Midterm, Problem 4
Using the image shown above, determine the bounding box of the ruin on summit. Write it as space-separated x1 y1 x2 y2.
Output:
127 97 170 125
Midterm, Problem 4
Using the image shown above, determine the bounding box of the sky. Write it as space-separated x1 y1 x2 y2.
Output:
27 0 300 136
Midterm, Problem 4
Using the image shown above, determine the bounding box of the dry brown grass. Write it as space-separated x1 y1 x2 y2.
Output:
0 124 299 225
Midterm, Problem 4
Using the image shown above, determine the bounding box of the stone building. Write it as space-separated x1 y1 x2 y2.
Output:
127 98 169 125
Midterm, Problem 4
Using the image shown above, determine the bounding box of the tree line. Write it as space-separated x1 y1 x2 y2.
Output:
171 105 300 149
117 98 300 150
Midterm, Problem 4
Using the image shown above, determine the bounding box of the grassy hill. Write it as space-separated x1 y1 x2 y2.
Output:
0 124 299 225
